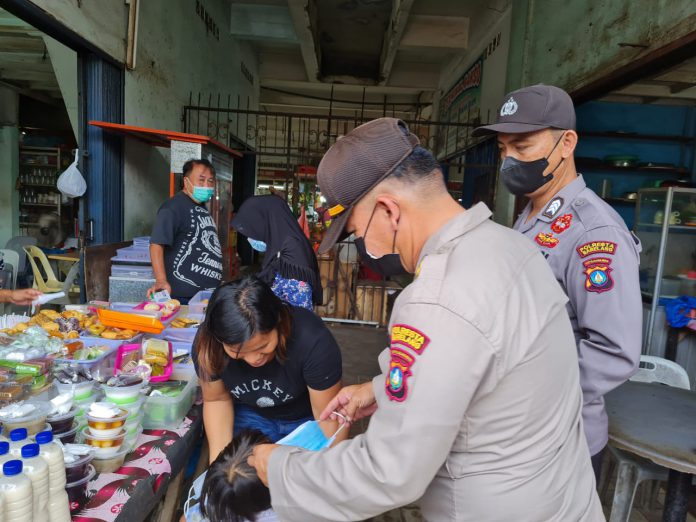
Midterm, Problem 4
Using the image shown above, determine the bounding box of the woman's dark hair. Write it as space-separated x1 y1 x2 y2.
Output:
196 276 291 381
200 430 271 522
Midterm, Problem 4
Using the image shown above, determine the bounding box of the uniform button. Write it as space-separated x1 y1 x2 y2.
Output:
574 199 585 207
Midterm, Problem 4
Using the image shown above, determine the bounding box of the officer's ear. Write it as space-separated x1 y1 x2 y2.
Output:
375 195 401 231
561 130 578 158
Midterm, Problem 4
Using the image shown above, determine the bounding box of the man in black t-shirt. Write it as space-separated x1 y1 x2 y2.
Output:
148 159 223 301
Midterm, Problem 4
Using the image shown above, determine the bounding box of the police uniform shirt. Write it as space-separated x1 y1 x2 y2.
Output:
514 174 642 456
267 203 603 522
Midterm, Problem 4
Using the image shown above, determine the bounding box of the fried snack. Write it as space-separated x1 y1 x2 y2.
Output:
170 317 199 329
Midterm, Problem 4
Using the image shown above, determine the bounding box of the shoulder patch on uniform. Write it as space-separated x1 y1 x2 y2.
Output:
391 324 430 355
583 257 614 293
577 241 617 258
535 232 559 248
543 197 564 219
386 348 415 402
551 214 573 234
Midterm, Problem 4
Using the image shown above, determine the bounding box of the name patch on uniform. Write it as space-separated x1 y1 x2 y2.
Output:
535 232 559 248
583 257 614 293
543 197 564 219
551 214 573 234
391 324 430 354
386 348 415 402
577 241 617 258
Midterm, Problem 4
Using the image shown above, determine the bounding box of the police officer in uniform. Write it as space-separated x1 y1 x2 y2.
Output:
248 118 603 521
474 84 642 480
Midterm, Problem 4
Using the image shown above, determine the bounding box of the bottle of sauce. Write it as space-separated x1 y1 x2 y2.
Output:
0 460 32 522
8 428 28 457
21 443 49 521
35 431 70 522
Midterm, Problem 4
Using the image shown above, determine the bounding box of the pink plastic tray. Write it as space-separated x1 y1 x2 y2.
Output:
132 302 180 322
114 341 173 383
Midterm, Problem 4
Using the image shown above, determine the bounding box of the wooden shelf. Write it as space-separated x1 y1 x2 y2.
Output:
579 131 695 143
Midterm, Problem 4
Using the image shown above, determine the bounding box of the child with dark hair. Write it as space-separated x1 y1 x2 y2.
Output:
183 430 278 522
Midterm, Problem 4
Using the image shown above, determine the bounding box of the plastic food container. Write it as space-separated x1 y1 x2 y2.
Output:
131 301 180 323
54 338 122 381
47 405 78 434
96 309 164 335
79 330 142 346
91 447 128 474
101 379 146 405
106 395 145 420
123 426 142 452
86 406 128 438
171 341 196 382
0 401 51 436
141 339 173 383
156 327 198 343
65 464 96 504
55 379 94 401
142 379 196 429
188 290 212 315
74 392 103 419
81 427 126 457
0 382 28 405
55 422 79 444
124 412 143 437
65 449 94 482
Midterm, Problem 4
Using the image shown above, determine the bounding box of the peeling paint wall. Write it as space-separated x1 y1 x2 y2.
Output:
508 0 696 92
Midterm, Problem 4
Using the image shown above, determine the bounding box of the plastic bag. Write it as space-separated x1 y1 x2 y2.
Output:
57 150 87 198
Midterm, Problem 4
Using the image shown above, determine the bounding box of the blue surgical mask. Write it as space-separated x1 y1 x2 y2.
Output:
277 418 346 451
192 186 215 204
248 238 267 252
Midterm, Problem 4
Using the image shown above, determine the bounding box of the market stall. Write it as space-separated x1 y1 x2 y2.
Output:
0 293 208 521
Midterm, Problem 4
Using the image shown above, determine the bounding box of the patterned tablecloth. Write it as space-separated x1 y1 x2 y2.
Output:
71 405 203 522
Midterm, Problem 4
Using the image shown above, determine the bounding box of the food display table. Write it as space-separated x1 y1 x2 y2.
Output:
71 404 202 522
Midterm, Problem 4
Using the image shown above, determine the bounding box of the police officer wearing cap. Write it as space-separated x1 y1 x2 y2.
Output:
473 84 642 480
248 117 603 521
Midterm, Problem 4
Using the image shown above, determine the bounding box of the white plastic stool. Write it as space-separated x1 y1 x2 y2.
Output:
605 356 691 521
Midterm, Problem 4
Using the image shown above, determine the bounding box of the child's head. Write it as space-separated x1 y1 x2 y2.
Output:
200 430 272 522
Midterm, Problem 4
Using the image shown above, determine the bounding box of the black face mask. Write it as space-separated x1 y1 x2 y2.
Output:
354 206 407 277
500 133 565 196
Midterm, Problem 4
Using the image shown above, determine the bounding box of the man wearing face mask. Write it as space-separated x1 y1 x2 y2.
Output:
473 84 642 481
248 118 603 521
148 158 223 303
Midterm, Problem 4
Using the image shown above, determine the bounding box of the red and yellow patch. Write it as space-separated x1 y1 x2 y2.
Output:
386 348 415 402
551 214 573 234
577 241 617 258
535 232 559 248
583 257 614 293
391 324 430 355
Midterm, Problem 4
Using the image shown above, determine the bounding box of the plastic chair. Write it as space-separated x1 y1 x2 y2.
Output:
0 249 19 290
23 246 80 304
604 356 691 521
5 236 37 277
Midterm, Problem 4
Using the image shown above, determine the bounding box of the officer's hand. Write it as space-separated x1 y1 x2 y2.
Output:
248 443 279 486
147 280 171 298
319 382 377 424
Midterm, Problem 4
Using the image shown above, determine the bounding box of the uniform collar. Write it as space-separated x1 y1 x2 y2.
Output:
418 202 492 264
518 175 586 232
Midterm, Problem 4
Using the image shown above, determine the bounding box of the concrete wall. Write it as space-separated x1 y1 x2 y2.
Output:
0 87 20 247
43 35 78 143
121 0 260 240
27 0 126 62
507 0 696 92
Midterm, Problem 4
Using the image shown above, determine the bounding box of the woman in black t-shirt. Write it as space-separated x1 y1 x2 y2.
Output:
193 276 346 463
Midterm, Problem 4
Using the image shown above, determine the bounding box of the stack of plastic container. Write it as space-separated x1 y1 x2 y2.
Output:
109 237 155 301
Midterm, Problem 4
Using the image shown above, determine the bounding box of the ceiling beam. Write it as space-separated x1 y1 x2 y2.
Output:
378 0 415 86
0 35 45 52
0 79 59 106
287 0 320 82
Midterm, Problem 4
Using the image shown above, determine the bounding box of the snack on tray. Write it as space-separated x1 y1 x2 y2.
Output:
142 339 169 377
170 316 200 329
1 309 91 340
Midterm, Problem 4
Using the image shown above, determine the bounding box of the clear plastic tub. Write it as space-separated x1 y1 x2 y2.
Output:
156 327 197 343
54 338 122 382
142 379 196 429
124 412 143 437
78 331 142 346
101 379 146 405
105 395 145 420
111 265 154 278
188 290 212 315
85 406 128 438
91 447 128 473
123 426 142 452
171 341 196 382
64 449 94 483
81 427 126 457
55 422 78 444
55 380 94 401
65 464 95 504
46 405 78 434
0 401 51 436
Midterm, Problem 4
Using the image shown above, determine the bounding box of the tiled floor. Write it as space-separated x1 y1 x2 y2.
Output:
328 323 696 522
